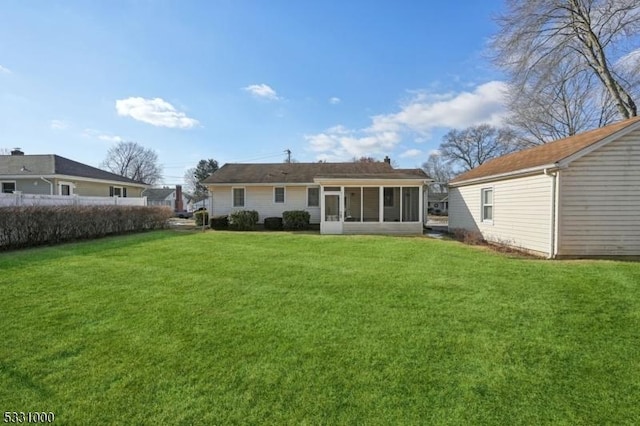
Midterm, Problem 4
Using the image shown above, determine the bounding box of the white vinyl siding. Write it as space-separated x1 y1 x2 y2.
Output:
558 128 640 256
212 185 320 223
449 174 553 255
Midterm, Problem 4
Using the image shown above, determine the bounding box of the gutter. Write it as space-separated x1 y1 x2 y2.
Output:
40 177 54 195
449 163 559 187
544 168 558 259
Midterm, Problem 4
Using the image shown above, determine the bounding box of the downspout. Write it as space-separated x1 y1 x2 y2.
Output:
40 177 54 195
544 168 557 259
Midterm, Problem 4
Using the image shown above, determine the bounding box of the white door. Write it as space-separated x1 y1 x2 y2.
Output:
321 191 343 234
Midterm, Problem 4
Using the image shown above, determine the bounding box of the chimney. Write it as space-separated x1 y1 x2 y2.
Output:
175 185 183 211
11 148 24 156
383 155 391 165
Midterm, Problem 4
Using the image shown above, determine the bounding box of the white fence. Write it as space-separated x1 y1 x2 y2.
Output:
0 193 147 207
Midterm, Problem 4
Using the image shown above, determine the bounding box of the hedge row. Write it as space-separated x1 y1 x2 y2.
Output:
0 205 172 251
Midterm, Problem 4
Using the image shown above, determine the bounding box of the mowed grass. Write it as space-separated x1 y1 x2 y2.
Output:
1 231 639 424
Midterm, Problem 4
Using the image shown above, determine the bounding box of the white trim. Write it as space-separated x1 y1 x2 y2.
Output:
449 164 559 187
0 174 148 188
232 187 245 207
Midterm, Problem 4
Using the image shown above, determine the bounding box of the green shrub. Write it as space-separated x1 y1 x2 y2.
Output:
0 206 172 251
264 217 283 231
283 210 310 230
194 210 209 226
229 210 259 231
210 215 229 230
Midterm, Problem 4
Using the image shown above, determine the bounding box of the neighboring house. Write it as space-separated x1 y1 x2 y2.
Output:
202 157 431 235
0 149 148 197
143 185 191 211
448 116 640 258
427 191 448 215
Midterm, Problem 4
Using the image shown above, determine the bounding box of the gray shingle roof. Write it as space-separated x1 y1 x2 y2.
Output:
202 162 429 184
142 188 175 201
0 154 147 185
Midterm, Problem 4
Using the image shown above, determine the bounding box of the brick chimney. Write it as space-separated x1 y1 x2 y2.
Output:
11 148 24 156
175 185 183 211
383 155 391 165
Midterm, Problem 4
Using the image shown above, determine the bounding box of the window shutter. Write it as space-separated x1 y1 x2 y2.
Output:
109 186 114 197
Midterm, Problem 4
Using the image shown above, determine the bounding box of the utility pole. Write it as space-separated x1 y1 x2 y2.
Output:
284 149 292 163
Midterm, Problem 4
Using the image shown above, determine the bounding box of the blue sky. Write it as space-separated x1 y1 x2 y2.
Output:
0 1 507 185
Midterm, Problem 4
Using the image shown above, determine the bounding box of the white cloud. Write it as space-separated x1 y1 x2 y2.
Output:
115 97 199 128
616 48 640 74
368 81 508 134
50 120 69 130
399 149 422 158
329 97 341 105
305 81 509 161
243 84 280 101
82 129 124 143
0 65 11 74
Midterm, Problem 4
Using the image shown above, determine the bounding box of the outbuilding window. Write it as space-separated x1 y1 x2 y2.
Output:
481 188 493 222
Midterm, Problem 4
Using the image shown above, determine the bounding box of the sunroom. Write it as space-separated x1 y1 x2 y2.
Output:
315 177 429 235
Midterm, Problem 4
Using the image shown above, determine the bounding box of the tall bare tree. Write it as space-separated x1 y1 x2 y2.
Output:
100 141 162 184
421 152 454 192
492 0 639 129
507 60 619 145
439 125 520 171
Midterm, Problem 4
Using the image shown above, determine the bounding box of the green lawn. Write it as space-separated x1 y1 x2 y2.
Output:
1 231 639 424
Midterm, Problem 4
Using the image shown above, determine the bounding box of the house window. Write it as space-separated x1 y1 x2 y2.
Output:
110 186 122 197
481 188 493 222
1 182 16 193
233 188 245 207
274 187 285 203
61 184 70 196
307 187 319 207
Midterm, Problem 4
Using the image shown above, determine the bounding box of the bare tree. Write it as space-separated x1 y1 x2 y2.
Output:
439 125 520 171
492 0 639 124
0 148 11 155
100 141 162 184
421 152 454 192
352 156 378 163
507 60 619 145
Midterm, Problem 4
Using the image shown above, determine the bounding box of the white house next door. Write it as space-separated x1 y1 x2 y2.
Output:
321 191 343 234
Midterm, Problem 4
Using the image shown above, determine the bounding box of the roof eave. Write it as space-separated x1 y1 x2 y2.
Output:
449 163 560 187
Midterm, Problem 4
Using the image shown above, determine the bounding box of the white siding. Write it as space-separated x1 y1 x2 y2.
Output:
211 185 320 223
449 174 553 256
343 221 422 235
558 129 640 256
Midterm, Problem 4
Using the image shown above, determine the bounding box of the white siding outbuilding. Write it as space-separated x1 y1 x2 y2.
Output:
449 117 640 258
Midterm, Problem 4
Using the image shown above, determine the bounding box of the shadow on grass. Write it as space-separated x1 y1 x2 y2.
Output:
0 229 194 268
